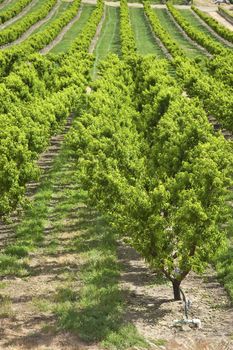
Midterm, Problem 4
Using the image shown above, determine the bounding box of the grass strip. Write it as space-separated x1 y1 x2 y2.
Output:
32 1 72 34
129 7 165 57
50 4 96 54
0 152 63 277
92 6 121 77
192 5 233 44
178 8 229 48
155 8 205 59
50 147 148 348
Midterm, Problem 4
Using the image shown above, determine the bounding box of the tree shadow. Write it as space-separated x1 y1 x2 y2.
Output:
50 208 171 343
4 327 84 350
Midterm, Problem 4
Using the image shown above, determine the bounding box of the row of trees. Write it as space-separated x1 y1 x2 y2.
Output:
67 54 232 300
143 0 183 57
21 0 81 51
0 0 231 302
143 2 233 132
0 0 31 24
192 5 233 44
206 51 233 89
120 0 137 58
0 54 94 217
0 0 57 46
0 0 106 216
0 0 104 77
70 0 104 52
167 3 228 55
176 58 233 132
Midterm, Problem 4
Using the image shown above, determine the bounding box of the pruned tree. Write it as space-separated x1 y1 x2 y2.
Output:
67 55 232 300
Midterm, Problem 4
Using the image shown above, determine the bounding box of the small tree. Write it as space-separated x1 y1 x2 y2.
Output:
96 138 231 300
68 56 232 300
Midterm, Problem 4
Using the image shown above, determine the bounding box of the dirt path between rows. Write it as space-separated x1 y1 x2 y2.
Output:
0 0 61 50
191 8 233 48
89 5 106 53
118 242 233 349
82 0 97 5
40 4 83 54
82 2 190 8
207 10 233 31
0 0 39 31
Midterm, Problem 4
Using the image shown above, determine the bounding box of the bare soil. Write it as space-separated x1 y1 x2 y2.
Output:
193 0 215 7
207 10 233 30
118 243 233 349
82 0 97 5
1 229 232 349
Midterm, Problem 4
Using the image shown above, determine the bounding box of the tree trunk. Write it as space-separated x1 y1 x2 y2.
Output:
172 280 181 300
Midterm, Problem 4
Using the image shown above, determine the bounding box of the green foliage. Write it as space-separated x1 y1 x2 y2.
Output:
70 0 104 53
176 57 233 132
167 3 227 55
215 246 233 300
120 0 137 58
0 142 69 276
0 282 7 289
0 0 31 24
5 244 29 258
0 254 28 276
16 0 82 54
0 0 57 46
0 42 93 217
67 54 232 297
207 52 233 89
0 0 98 217
102 324 149 349
143 0 184 57
68 57 232 298
0 0 232 313
54 287 79 303
192 5 233 44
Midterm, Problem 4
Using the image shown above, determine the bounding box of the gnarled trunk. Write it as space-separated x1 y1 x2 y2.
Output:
172 279 181 300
